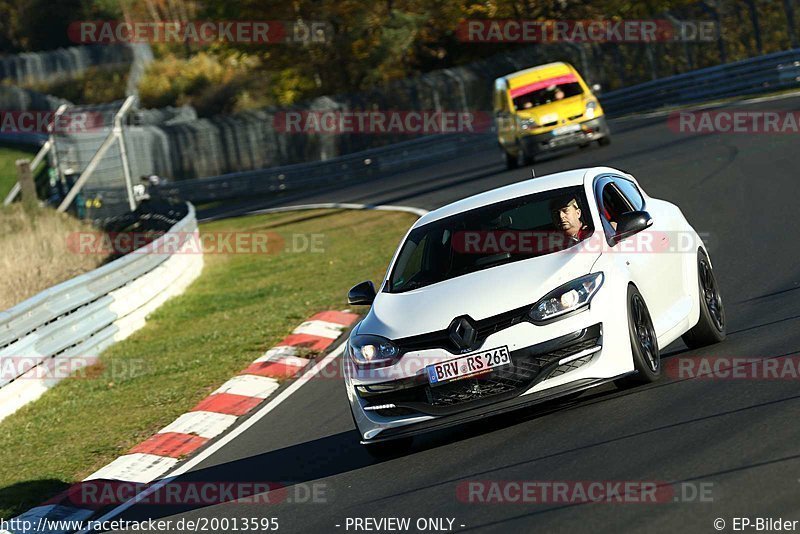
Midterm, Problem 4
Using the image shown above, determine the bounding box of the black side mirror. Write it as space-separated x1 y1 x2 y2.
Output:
611 210 653 246
348 281 376 306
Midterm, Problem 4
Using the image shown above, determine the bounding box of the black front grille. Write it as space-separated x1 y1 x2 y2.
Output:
394 303 533 355
360 324 601 416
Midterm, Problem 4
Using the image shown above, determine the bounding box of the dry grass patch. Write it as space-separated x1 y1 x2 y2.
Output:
0 205 107 310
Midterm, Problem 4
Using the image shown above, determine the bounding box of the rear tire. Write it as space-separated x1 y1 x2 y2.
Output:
682 249 726 349
598 136 611 147
615 285 661 388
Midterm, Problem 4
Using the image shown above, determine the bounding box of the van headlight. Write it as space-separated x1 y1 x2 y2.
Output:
348 334 400 366
519 118 538 130
585 101 597 119
529 273 604 323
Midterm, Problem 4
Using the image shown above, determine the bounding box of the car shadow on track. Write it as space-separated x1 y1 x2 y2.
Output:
0 479 72 519
109 339 800 525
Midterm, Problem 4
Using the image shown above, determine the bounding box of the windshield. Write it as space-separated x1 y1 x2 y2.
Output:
388 186 594 293
513 81 584 110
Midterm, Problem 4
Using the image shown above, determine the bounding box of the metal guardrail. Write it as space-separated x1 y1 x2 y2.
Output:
600 48 800 116
0 202 203 421
149 133 498 207
0 44 135 86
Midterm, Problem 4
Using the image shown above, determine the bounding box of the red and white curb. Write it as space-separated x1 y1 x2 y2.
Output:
2 310 358 534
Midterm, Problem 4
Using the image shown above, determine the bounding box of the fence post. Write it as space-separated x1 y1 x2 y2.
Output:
3 139 52 206
16 159 36 207
56 96 137 214
115 107 137 211
48 104 69 189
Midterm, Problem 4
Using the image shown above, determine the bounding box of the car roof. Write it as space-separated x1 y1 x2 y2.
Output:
413 168 596 228
501 62 575 88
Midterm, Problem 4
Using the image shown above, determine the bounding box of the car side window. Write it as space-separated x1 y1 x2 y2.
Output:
599 183 634 232
612 177 644 211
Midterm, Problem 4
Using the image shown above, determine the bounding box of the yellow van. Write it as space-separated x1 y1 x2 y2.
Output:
494 62 610 169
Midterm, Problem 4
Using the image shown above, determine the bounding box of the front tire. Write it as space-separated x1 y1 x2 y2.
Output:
682 249 726 349
504 149 519 169
616 285 661 387
598 136 611 147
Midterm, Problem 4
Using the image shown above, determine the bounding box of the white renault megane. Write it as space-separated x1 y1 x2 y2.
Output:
344 167 725 452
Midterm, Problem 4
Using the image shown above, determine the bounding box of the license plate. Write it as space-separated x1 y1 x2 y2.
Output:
427 346 511 386
552 124 580 136
549 136 579 147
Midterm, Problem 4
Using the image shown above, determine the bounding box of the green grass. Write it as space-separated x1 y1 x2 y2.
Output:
0 208 417 519
0 146 37 200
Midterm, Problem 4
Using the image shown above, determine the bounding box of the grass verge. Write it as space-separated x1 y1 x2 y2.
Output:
0 146 39 200
0 208 416 519
0 204 107 310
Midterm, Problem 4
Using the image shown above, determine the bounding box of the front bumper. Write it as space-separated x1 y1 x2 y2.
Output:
355 324 602 419
520 116 609 156
345 277 635 443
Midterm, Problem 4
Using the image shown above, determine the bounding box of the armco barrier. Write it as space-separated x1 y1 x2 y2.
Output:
148 133 498 207
0 202 203 422
600 48 800 115
0 44 135 86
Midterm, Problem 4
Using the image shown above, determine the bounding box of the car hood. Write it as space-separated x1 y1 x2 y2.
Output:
359 244 601 340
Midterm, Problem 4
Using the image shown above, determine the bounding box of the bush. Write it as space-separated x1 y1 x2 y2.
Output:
26 66 129 104
138 51 291 116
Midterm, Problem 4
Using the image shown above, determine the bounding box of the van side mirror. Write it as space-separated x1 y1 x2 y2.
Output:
610 211 653 246
348 281 377 306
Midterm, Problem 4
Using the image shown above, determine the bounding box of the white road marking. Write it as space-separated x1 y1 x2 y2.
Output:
255 346 298 362
212 374 280 399
253 354 311 368
84 453 179 484
292 319 346 339
157 411 238 439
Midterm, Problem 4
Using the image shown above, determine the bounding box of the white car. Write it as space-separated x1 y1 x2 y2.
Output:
344 167 725 453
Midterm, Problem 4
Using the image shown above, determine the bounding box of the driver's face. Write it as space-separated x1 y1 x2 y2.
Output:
554 202 582 236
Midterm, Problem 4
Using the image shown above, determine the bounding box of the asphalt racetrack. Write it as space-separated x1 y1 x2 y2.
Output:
110 94 800 533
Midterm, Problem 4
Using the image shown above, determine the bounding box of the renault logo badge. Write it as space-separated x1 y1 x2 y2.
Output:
448 316 477 352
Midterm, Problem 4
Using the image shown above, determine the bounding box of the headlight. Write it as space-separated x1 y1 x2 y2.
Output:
585 100 597 119
519 118 538 130
348 334 399 366
529 273 604 323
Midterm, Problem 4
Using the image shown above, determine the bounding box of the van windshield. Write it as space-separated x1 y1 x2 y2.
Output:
513 82 584 110
387 186 594 293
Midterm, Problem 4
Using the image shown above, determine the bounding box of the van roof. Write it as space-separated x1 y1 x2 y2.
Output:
500 62 576 88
